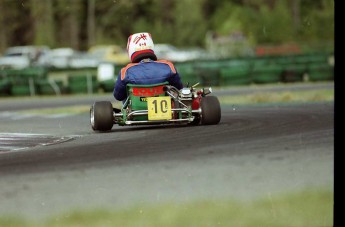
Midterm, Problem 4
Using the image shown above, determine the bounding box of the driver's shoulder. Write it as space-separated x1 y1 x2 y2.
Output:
154 60 176 73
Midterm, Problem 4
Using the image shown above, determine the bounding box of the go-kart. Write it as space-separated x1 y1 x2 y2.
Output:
90 82 221 132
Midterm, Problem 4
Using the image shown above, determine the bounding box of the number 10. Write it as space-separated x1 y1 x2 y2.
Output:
152 99 168 113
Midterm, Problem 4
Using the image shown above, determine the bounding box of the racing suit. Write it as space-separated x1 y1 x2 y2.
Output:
113 59 183 101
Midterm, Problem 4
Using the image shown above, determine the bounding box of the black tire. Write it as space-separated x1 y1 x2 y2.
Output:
189 114 201 125
201 96 221 125
90 101 114 131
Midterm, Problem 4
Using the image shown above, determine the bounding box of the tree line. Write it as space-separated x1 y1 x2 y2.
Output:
0 0 334 53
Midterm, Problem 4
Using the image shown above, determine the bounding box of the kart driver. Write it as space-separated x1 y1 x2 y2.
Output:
113 32 183 101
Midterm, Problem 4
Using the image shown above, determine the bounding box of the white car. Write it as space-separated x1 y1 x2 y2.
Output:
38 48 100 69
154 44 209 62
0 46 49 69
38 48 74 68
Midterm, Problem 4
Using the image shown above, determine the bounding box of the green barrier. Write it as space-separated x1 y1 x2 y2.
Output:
9 77 38 96
294 53 328 65
0 67 49 96
0 79 12 96
274 56 294 66
11 84 32 96
179 74 199 86
0 67 47 78
67 74 98 94
251 64 283 84
36 79 65 95
280 64 306 82
192 61 227 86
307 63 334 81
249 55 277 67
1 52 333 97
306 54 328 64
114 64 126 77
0 69 19 77
99 79 115 93
271 55 305 82
175 63 199 86
294 54 314 64
220 68 251 85
194 67 220 86
219 60 251 86
18 67 48 79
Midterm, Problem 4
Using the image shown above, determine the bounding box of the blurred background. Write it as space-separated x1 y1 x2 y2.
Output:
0 0 334 96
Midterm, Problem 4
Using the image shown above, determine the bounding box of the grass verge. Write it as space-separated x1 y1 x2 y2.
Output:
0 188 333 227
218 89 334 106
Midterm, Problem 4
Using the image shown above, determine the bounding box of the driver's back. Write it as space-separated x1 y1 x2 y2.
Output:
114 59 183 101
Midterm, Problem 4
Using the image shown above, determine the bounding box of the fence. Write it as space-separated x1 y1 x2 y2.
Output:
0 52 334 97
175 52 334 87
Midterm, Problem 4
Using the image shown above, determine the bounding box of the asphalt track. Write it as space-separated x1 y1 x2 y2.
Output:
0 83 334 220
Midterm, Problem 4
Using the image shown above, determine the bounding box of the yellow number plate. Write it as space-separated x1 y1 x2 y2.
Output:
147 96 172 120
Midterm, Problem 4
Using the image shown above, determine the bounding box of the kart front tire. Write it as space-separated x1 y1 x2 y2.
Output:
90 101 114 131
201 96 221 125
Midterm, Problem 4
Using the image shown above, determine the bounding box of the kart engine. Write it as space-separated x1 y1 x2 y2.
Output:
179 87 193 108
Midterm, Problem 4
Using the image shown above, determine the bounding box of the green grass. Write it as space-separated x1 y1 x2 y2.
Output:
0 189 333 227
218 89 334 105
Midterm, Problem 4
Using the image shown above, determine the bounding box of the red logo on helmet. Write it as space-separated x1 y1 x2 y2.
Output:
133 33 147 44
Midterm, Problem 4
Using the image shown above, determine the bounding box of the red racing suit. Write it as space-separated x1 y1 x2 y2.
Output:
113 59 183 101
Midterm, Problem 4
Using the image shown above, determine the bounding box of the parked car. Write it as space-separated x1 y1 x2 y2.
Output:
154 43 209 62
0 45 49 69
89 45 129 65
69 52 100 68
38 47 74 68
37 48 99 69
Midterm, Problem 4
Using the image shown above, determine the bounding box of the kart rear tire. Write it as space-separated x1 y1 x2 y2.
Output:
90 101 114 131
201 96 221 125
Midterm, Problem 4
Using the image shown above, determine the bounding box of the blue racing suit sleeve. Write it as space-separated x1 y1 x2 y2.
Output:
113 73 127 101
167 70 183 90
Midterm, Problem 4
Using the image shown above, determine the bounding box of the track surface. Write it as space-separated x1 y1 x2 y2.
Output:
0 84 334 220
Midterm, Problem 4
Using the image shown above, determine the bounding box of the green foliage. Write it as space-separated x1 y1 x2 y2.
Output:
299 0 334 42
30 0 55 47
210 0 296 45
173 0 208 47
218 88 334 105
256 0 295 44
0 188 333 227
0 0 334 52
211 2 245 34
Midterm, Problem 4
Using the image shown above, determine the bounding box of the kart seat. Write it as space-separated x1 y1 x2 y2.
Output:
126 82 169 112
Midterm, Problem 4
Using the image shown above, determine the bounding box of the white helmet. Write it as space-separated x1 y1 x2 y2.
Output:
127 32 157 63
